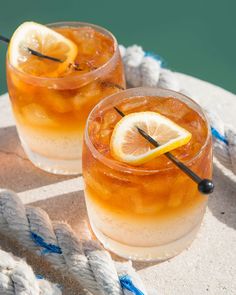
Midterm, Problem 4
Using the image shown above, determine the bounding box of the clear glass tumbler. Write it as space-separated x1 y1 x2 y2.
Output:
7 22 125 174
83 87 212 261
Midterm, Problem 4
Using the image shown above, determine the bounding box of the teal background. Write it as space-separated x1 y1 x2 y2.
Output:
0 0 235 95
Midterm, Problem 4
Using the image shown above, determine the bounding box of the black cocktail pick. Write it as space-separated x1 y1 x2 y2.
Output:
114 107 214 195
0 34 63 63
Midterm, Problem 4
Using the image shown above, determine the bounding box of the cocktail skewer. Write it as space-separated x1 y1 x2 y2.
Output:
114 106 214 194
0 35 10 43
0 34 63 63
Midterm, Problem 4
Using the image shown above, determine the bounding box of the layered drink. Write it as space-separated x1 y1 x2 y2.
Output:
7 21 125 174
83 87 212 261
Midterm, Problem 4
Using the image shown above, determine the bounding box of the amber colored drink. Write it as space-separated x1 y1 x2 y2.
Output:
83 88 212 261
7 22 125 174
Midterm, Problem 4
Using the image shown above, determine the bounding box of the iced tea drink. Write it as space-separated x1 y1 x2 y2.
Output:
7 22 125 174
83 88 212 261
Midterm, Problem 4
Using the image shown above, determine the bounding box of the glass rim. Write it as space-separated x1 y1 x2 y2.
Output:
7 21 119 86
84 87 211 175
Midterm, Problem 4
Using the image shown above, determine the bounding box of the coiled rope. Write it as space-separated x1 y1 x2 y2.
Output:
0 190 146 295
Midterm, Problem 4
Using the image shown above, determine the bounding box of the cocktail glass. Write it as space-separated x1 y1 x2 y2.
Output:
83 87 212 261
7 22 125 174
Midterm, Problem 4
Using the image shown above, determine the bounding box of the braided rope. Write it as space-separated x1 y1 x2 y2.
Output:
0 248 61 295
0 190 146 295
120 44 236 176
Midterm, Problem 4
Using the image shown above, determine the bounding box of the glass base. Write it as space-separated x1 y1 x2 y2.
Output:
22 140 82 175
90 219 201 262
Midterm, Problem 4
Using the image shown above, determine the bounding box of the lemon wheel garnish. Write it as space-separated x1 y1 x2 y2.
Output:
8 22 78 77
110 111 192 165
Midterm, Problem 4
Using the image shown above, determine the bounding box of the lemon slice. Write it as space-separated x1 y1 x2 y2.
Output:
8 22 78 77
110 111 192 165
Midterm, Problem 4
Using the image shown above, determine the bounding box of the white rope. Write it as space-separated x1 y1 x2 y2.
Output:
120 44 236 176
0 190 147 295
0 249 61 295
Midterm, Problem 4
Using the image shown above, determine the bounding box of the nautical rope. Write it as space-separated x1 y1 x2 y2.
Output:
120 44 236 176
0 190 147 295
0 248 61 295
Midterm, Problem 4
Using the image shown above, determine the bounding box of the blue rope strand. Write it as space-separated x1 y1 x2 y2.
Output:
30 231 62 255
32 235 143 293
120 275 144 295
211 126 229 145
144 51 166 68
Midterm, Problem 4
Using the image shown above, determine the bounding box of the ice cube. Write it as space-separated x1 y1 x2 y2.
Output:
102 111 118 129
81 82 101 98
121 97 148 112
72 94 88 111
100 129 112 138
73 27 95 41
22 103 56 126
49 92 74 113
141 177 169 196
89 120 101 134
98 128 112 146
81 41 98 55
153 98 189 121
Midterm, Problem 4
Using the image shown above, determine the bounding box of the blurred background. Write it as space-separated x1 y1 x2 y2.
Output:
0 0 235 95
